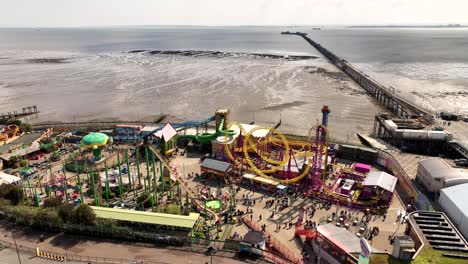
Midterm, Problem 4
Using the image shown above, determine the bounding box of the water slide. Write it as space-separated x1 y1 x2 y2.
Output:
147 144 220 222
139 116 215 140
177 117 236 144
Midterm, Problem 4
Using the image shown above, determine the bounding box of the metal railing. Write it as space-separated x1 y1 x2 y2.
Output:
242 216 301 264
377 150 434 211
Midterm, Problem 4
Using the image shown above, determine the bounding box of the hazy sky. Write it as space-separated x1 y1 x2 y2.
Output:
1 0 467 27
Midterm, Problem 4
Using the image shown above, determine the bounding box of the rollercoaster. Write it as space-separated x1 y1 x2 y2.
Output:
220 120 380 208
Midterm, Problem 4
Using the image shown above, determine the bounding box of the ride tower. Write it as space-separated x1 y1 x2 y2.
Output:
321 105 331 127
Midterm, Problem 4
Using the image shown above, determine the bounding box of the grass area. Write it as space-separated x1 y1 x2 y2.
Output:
368 247 468 264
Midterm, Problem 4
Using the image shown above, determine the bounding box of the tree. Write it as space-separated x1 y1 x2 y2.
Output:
6 119 22 127
19 123 32 133
58 205 75 223
19 159 28 167
136 193 152 208
33 209 60 227
50 151 60 162
0 184 24 205
43 196 63 207
8 156 20 168
74 204 96 225
101 190 115 200
164 203 181 215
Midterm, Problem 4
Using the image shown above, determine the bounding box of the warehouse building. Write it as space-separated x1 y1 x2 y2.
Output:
416 158 468 194
438 183 468 240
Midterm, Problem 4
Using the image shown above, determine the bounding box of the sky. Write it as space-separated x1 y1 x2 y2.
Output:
1 0 467 27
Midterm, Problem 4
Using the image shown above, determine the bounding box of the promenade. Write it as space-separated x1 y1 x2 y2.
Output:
0 219 255 264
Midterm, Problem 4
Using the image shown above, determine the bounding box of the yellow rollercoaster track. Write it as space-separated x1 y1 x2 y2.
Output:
222 122 379 206
222 122 317 184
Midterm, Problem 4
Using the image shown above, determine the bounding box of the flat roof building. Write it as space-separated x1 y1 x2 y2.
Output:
416 158 468 193
200 158 232 177
361 171 397 204
0 132 45 161
439 183 468 240
91 206 200 236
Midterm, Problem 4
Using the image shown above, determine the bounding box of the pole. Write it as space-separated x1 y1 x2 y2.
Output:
151 151 157 191
38 172 44 195
26 179 33 204
49 163 53 180
144 147 150 193
117 154 123 198
155 192 158 212
75 159 84 203
62 162 69 204
85 164 90 184
89 168 98 206
12 232 22 264
125 149 135 191
104 161 110 205
135 147 141 186
160 161 165 193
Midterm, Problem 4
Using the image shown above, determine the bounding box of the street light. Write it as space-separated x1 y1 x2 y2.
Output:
12 232 22 264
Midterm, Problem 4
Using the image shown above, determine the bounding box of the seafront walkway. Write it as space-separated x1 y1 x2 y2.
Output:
0 248 82 264
0 219 256 264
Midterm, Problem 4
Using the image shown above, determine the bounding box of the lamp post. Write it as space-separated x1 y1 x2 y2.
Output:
12 232 22 264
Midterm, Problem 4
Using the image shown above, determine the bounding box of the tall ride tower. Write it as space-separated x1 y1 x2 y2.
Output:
321 105 331 127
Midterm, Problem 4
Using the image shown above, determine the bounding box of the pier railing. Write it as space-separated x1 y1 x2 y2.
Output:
283 32 433 122
377 150 434 211
242 216 302 264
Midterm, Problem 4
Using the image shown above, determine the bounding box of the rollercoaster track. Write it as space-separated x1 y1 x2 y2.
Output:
222 122 380 206
223 123 289 173
222 122 313 184
243 126 313 184
147 145 220 223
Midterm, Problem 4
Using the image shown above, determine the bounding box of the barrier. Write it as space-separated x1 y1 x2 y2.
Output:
242 216 301 264
377 150 433 211
35 248 67 262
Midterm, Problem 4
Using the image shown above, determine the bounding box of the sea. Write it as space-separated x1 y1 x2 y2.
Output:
0 26 467 141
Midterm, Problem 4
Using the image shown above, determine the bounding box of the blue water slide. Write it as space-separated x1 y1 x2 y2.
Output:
140 116 216 139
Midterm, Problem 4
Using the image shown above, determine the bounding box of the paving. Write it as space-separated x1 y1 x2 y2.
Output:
0 220 257 264
173 154 407 258
12 145 411 263
0 248 81 264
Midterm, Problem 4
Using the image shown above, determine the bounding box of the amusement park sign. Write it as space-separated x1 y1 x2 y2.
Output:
358 238 372 264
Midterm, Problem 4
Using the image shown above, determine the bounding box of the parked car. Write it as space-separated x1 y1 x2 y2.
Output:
454 159 468 167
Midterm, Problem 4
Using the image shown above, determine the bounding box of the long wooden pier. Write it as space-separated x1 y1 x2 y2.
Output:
0 105 39 122
283 32 433 123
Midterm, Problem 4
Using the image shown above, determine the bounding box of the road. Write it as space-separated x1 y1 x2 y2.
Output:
0 248 81 264
0 220 261 264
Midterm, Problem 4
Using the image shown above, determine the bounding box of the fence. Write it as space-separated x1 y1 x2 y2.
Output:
0 236 166 264
242 216 301 264
377 150 433 211
1 213 283 264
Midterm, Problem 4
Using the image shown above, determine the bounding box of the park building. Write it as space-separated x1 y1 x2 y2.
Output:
438 183 468 241
416 158 468 194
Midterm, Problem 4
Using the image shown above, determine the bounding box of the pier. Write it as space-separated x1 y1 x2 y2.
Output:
0 105 39 122
283 32 468 158
282 32 433 123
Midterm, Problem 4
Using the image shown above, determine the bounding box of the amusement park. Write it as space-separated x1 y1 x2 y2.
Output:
0 106 466 264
